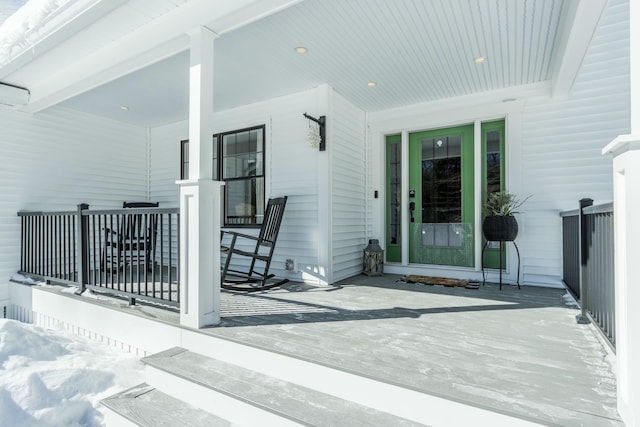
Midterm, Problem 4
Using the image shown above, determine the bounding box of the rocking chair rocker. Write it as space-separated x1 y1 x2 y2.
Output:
221 196 289 292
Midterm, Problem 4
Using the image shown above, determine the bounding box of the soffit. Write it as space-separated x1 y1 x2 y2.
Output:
6 0 571 127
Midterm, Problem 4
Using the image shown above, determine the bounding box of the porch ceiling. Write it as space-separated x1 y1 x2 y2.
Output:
1 0 606 127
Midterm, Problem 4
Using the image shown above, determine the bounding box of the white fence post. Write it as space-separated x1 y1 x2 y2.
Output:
603 136 640 427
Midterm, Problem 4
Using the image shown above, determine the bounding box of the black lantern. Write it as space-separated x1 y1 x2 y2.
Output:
363 239 384 276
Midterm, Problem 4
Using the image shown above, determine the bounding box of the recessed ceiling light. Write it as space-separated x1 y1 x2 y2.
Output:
294 46 308 54
120 106 129 111
474 56 486 64
367 81 377 87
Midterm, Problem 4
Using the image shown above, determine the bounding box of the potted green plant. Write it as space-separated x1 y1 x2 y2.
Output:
482 191 531 241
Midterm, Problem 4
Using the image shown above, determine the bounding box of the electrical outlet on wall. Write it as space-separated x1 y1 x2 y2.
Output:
285 258 296 272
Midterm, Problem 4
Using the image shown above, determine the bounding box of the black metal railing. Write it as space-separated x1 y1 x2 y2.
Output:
560 199 615 347
19 208 79 283
18 204 180 308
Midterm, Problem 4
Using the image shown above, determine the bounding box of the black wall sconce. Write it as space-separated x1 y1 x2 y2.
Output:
303 112 326 151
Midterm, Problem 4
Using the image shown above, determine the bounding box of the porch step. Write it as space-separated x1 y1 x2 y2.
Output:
101 383 231 427
138 346 424 427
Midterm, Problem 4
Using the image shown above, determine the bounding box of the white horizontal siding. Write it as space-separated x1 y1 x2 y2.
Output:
0 107 148 303
148 88 327 284
331 91 366 282
518 0 630 284
150 122 183 207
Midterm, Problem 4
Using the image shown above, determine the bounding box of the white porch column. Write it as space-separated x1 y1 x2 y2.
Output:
178 26 222 328
602 1 640 425
603 136 640 427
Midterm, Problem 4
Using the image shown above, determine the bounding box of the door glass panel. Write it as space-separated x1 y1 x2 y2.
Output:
386 135 402 262
409 126 474 267
482 121 506 268
486 130 501 195
422 135 461 226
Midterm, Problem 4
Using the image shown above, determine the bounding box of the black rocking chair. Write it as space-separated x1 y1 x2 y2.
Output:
221 196 289 292
102 201 159 272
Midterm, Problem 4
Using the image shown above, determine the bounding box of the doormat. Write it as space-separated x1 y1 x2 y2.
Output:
401 275 469 288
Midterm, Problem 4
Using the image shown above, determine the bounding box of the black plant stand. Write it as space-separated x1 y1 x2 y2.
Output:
481 240 521 290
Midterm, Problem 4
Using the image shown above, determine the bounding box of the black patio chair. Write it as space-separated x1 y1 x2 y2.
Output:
102 201 159 272
221 196 289 292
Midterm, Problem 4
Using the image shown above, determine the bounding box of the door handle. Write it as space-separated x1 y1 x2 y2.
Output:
409 202 416 223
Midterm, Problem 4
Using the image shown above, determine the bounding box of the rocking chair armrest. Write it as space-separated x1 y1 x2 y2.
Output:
221 230 260 242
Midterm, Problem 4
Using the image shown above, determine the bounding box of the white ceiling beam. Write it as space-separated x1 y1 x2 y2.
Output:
20 0 301 114
208 0 303 34
550 0 608 98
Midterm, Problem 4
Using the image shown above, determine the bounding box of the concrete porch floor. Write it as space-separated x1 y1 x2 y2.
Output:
205 274 621 427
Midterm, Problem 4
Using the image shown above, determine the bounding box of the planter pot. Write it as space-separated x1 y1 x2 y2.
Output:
482 215 518 241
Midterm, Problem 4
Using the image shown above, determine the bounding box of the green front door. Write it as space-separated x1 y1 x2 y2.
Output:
408 124 475 267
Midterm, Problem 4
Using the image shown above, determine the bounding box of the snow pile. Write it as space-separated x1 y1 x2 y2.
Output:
0 1 28 27
0 319 144 427
0 0 72 66
562 292 579 307
10 273 39 285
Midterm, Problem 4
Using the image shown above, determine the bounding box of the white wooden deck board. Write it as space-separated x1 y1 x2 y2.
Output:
209 276 621 427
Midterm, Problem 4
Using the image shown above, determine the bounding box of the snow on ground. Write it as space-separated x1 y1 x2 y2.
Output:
0 318 144 427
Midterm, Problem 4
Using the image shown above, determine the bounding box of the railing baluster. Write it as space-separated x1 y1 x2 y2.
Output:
48 215 53 278
90 215 95 286
42 216 46 277
168 213 173 302
175 213 179 303
62 215 65 279
38 216 42 276
32 216 36 275
55 215 59 278
72 215 76 282
23 216 27 273
63 215 67 279
111 214 116 290
41 216 46 277
98 215 104 287
20 217 25 272
44 216 48 277
158 214 162 300
141 214 145 295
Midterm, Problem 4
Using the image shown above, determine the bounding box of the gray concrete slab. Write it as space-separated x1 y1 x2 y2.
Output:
205 275 622 427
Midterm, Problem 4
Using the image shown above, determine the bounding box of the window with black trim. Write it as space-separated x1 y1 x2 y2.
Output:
180 125 265 227
180 139 189 179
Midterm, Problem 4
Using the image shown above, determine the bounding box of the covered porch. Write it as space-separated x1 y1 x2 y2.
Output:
2 0 639 425
10 274 620 426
